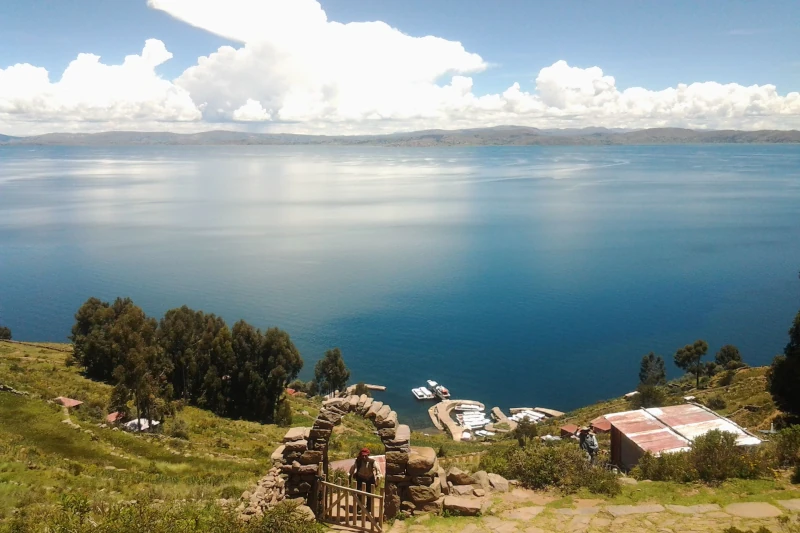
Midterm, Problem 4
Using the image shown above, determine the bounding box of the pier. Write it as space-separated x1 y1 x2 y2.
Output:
428 399 486 441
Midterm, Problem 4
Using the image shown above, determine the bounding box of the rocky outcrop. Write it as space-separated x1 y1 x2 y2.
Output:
443 496 482 516
236 468 286 521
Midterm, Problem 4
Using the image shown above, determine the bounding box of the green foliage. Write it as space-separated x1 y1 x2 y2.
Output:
512 418 538 447
166 418 190 440
288 379 319 397
773 425 800 467
0 326 11 340
639 352 666 386
768 307 800 415
792 464 800 484
723 527 773 533
716 345 743 367
632 430 774 485
674 339 709 388
478 441 621 496
70 297 304 424
630 384 666 409
705 395 727 410
314 348 350 395
275 397 293 427
1 498 323 533
352 382 371 397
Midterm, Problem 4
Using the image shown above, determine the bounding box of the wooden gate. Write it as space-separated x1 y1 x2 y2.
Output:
319 480 385 532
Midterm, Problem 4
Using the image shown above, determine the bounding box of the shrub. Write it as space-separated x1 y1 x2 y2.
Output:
633 430 773 484
792 464 800 484
630 384 666 409
479 441 620 496
275 398 293 427
775 425 800 467
0 326 11 340
512 419 538 448
167 418 190 440
352 382 371 397
705 395 727 410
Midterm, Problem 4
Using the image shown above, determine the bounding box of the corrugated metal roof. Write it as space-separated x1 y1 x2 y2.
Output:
604 404 760 456
54 396 83 408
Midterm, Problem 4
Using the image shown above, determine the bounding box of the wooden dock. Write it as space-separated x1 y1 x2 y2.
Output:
490 407 517 431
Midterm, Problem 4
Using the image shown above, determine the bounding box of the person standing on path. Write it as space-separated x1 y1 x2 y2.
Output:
576 427 599 464
349 447 381 493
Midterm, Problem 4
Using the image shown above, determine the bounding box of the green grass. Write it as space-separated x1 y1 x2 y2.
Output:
0 341 378 524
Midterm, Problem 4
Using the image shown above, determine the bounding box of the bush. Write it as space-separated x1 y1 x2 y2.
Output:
705 395 727 410
632 430 774 485
630 384 666 409
479 441 621 496
0 326 11 340
167 418 190 440
275 398 293 427
352 382 371 397
512 419 538 447
792 464 800 484
775 425 800 467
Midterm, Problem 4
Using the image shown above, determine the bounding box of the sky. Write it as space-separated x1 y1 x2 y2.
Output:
1 0 799 135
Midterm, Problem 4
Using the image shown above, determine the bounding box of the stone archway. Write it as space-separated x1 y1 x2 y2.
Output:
277 393 444 519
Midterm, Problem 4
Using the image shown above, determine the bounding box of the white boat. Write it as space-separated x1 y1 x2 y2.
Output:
426 380 438 389
412 387 435 400
461 431 472 441
475 430 496 437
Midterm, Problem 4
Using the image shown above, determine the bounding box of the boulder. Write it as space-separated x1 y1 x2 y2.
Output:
270 445 286 465
283 439 308 452
487 473 509 492
447 467 475 486
294 505 316 522
385 450 409 465
412 475 434 486
408 484 440 504
357 394 369 408
386 462 407 475
378 427 397 440
348 395 359 410
473 488 486 497
386 474 411 484
282 427 308 442
374 404 392 422
375 411 397 429
313 418 334 430
443 496 482 516
360 398 374 414
308 428 331 440
438 467 449 495
384 483 401 519
298 451 322 465
451 484 474 496
473 470 492 492
365 401 384 419
407 447 437 476
418 497 444 514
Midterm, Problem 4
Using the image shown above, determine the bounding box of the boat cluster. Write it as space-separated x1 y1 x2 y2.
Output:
411 380 451 401
509 409 547 423
455 404 495 440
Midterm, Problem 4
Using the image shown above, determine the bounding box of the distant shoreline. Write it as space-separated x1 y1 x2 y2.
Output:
2 126 799 147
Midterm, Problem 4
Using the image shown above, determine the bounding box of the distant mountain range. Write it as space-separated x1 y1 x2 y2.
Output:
1 126 799 147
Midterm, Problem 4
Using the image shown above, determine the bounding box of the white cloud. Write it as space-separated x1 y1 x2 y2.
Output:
233 99 272 122
1 0 799 135
0 39 201 133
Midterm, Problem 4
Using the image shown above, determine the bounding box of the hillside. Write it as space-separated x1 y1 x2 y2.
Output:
0 341 478 523
1 127 799 147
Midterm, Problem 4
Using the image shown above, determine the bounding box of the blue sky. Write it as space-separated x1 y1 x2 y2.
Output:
1 0 799 134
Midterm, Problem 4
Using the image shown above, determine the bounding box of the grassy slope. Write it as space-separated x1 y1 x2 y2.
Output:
0 341 481 522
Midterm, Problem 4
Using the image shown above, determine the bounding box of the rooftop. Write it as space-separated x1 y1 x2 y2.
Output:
604 403 761 456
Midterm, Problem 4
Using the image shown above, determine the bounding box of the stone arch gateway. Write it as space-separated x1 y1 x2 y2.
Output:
275 393 445 519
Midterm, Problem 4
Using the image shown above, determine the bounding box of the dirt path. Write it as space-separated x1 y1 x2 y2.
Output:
391 490 800 533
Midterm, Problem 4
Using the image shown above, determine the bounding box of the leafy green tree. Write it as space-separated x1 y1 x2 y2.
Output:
0 326 11 340
314 348 350 396
674 339 709 388
768 308 800 414
70 297 117 380
715 344 743 369
639 352 666 386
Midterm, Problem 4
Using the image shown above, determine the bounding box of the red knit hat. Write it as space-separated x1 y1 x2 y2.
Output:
360 448 370 456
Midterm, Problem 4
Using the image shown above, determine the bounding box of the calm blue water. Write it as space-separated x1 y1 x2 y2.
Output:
1 145 799 427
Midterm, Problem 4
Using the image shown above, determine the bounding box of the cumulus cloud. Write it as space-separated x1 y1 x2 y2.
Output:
0 40 201 133
1 0 799 134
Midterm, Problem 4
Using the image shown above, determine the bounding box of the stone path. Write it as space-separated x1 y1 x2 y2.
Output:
391 496 800 533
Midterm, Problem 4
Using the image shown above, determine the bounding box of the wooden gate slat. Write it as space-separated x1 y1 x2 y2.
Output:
319 480 383 532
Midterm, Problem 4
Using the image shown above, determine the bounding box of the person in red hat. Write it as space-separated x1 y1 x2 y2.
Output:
349 447 381 493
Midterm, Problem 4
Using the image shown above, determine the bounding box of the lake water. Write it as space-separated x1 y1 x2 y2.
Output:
1 144 799 428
